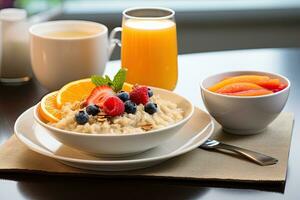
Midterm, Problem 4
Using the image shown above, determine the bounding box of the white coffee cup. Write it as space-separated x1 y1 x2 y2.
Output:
29 20 119 90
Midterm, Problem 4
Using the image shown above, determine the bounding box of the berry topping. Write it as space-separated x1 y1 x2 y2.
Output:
103 96 125 116
75 111 89 125
148 88 153 97
130 86 149 105
86 104 100 116
84 85 115 108
117 91 130 102
124 100 137 114
144 102 158 115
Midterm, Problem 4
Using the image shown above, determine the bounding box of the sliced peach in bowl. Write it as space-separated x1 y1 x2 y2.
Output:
201 71 290 135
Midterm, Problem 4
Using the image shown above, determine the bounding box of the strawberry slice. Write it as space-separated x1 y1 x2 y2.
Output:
83 85 115 108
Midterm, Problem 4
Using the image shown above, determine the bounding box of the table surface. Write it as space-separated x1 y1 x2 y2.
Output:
0 48 299 200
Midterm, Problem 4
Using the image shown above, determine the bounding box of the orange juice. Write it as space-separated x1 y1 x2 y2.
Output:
121 19 178 90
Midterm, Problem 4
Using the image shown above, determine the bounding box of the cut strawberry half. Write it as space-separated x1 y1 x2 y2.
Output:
83 85 115 108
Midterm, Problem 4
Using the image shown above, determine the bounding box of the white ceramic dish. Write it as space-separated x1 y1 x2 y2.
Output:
201 71 290 135
33 87 194 156
15 106 213 171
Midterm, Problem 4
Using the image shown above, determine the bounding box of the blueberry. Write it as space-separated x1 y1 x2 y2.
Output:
124 100 137 114
144 102 157 114
148 88 153 97
75 111 89 125
117 91 130 102
86 104 100 116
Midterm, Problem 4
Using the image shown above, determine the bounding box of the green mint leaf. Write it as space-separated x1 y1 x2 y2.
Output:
105 75 112 83
105 75 114 87
91 75 108 86
112 68 127 92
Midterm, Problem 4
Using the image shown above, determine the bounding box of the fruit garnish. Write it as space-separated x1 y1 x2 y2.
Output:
216 82 263 94
148 88 153 97
39 91 61 122
117 91 130 102
56 78 95 108
130 86 149 105
223 89 273 96
122 82 133 92
91 68 127 92
124 100 137 114
103 96 125 116
75 110 89 125
84 85 115 108
86 104 100 116
144 102 158 114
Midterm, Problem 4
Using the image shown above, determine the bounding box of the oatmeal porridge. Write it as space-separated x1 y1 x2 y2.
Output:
50 95 184 134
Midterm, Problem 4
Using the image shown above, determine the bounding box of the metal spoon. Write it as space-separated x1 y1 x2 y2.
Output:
200 139 278 166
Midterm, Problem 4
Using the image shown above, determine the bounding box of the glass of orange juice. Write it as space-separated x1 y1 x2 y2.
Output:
112 7 178 90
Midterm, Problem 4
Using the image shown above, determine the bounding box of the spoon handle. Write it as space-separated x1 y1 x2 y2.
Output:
214 143 278 166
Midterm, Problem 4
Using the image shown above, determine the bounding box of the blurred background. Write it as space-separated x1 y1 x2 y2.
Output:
1 0 300 60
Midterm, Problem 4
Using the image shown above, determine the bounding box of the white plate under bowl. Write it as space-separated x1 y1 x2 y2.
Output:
14 106 213 171
34 87 194 156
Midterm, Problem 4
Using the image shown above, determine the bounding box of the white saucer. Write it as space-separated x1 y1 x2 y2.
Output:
14 107 214 171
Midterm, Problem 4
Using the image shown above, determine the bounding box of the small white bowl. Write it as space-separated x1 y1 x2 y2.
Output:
200 71 290 135
34 87 194 157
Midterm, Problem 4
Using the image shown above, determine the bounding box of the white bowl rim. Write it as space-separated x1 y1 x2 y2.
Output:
200 70 291 99
29 20 108 41
34 87 195 137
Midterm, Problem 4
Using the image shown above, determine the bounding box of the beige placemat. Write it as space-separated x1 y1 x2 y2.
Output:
0 113 294 192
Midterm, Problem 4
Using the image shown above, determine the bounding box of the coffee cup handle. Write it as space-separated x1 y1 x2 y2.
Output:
108 27 122 59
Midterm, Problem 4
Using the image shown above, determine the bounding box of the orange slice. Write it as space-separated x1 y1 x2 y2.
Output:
39 91 61 122
57 78 133 108
56 78 96 108
122 82 133 92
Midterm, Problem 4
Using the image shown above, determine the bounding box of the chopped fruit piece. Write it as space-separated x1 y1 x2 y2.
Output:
223 89 273 96
148 88 153 97
216 82 263 94
208 74 288 96
273 83 287 92
103 96 125 116
144 102 158 114
208 75 270 92
258 79 280 90
57 78 95 108
75 111 89 125
86 104 100 116
130 86 149 105
124 100 137 114
84 85 115 108
122 82 133 92
39 91 61 122
117 91 130 102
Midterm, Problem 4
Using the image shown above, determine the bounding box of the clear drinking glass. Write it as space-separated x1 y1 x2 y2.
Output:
0 9 32 84
113 7 178 90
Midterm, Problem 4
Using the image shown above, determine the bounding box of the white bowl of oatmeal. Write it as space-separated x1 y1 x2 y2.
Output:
34 87 194 157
